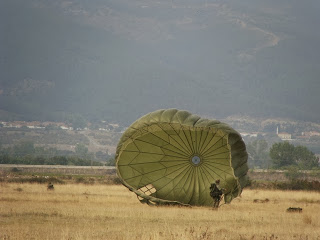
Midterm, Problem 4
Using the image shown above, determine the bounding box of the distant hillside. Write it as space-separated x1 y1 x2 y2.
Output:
1 0 320 124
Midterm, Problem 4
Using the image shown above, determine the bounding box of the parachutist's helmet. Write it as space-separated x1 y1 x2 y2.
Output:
215 179 220 184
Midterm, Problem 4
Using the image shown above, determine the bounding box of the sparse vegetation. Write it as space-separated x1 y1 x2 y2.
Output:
273 179 320 191
7 176 65 184
0 169 121 186
0 128 119 164
0 183 319 240
0 154 103 166
0 140 104 166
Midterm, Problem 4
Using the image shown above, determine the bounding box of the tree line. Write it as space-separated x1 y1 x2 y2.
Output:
1 139 318 169
0 141 104 166
247 140 319 170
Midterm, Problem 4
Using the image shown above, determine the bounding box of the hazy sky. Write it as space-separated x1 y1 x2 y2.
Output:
1 0 320 123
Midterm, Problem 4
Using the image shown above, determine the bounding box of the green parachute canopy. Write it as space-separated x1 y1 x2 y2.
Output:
116 109 248 206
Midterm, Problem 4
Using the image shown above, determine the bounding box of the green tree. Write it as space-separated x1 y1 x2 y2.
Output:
106 157 115 166
75 143 88 157
247 139 270 168
270 141 319 169
13 140 35 157
66 114 87 130
45 124 60 131
294 145 319 169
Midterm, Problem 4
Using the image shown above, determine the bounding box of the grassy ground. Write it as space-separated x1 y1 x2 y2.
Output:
0 183 319 240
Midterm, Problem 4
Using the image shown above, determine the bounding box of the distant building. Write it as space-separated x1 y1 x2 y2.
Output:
60 125 73 130
109 123 119 128
277 126 292 140
99 128 110 132
296 135 309 140
302 131 320 137
240 132 258 138
1 121 71 130
278 132 292 140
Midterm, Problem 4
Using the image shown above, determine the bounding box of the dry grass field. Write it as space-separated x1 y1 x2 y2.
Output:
0 183 319 240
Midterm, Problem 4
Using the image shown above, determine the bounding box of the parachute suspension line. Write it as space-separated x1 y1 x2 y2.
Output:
151 164 191 192
201 162 226 184
163 123 192 155
198 129 218 155
123 161 187 181
160 165 193 200
201 132 228 157
148 123 191 156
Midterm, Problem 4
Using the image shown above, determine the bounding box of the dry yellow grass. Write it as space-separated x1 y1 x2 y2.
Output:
0 183 319 240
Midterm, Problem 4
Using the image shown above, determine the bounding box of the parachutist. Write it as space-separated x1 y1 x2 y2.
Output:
210 179 225 208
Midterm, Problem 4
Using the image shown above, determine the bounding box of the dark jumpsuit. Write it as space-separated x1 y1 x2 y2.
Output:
210 183 223 208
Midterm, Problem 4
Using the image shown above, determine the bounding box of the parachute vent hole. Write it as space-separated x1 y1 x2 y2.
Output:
138 184 156 196
191 155 201 165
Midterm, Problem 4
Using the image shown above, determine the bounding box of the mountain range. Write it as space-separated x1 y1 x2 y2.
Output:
1 0 320 125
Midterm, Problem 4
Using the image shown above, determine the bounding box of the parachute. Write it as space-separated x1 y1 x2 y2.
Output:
116 109 248 206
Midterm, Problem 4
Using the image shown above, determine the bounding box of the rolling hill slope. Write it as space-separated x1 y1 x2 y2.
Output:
1 0 320 124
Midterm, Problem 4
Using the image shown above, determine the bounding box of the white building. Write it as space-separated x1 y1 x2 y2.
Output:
277 126 292 140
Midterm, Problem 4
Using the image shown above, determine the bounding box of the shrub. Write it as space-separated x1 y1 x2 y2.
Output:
285 166 302 180
11 167 20 173
75 177 85 183
111 176 122 185
8 176 64 184
273 179 320 191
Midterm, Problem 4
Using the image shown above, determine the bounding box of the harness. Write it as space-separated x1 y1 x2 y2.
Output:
210 184 223 198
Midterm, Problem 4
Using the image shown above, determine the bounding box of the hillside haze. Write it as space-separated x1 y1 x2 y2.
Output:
1 0 320 125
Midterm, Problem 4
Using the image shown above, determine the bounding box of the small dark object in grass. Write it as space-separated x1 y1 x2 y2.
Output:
15 187 23 192
11 167 20 172
286 207 302 213
253 198 269 203
47 183 54 190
